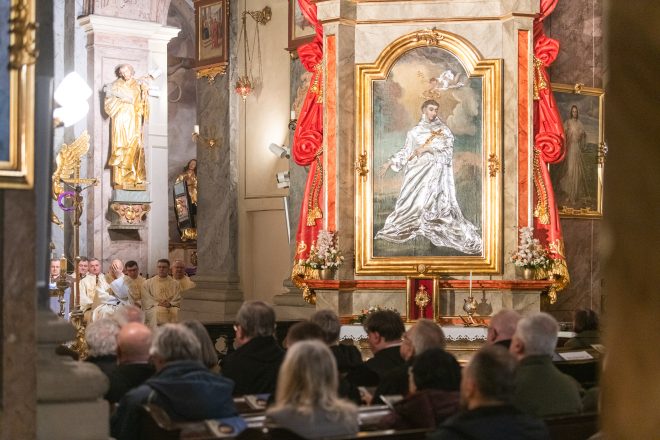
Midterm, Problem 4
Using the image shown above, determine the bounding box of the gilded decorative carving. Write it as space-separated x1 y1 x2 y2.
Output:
8 0 38 69
413 28 445 45
354 152 369 179
180 227 197 241
110 203 151 225
196 65 228 83
487 154 500 177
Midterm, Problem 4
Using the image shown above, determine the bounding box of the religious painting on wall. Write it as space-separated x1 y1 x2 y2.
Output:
0 0 35 189
194 0 229 75
550 84 605 218
406 276 439 322
287 0 315 52
355 29 502 275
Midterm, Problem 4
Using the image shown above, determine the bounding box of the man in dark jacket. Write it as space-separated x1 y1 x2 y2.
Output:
347 309 405 394
111 324 238 440
429 345 550 440
105 322 155 404
220 300 285 396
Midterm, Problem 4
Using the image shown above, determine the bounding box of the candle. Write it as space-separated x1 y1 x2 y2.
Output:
469 271 472 297
193 125 200 134
290 110 296 120
60 255 67 274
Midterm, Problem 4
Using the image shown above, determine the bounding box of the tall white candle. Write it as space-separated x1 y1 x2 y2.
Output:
290 110 296 120
193 124 200 134
469 271 472 297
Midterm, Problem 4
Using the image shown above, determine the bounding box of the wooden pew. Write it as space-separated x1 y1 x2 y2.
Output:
544 412 599 440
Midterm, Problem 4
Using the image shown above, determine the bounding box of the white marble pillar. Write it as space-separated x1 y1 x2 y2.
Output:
77 14 179 272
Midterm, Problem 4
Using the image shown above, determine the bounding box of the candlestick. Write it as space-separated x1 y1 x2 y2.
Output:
60 254 67 273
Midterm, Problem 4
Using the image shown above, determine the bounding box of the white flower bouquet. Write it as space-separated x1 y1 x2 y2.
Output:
510 227 551 269
304 230 344 270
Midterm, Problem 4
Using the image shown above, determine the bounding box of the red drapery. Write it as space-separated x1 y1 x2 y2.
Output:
532 0 570 302
291 0 325 302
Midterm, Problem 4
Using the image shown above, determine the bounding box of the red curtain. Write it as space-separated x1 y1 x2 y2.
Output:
532 0 570 301
291 0 325 299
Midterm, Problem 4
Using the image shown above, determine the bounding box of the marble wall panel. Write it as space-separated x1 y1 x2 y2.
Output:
546 218 603 321
547 0 604 88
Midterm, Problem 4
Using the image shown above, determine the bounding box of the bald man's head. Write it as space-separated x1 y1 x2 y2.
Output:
487 310 521 344
117 323 152 364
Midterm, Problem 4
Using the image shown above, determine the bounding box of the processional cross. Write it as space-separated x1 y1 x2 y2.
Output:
52 130 97 358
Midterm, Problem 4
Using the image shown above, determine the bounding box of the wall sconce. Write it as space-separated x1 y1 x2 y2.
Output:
269 143 290 159
52 72 92 127
276 171 290 189
192 125 217 149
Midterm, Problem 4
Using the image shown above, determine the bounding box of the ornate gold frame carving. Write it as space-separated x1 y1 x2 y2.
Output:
550 83 605 218
1 0 36 189
355 29 502 275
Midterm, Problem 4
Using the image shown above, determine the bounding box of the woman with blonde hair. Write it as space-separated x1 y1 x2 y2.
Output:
265 340 359 439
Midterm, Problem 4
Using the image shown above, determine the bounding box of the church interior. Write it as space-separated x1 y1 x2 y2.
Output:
1 0 659 438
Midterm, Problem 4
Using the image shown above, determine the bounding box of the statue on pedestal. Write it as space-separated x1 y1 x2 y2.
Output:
104 64 150 190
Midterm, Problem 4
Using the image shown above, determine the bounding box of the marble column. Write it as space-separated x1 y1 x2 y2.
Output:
179 0 243 322
77 14 179 272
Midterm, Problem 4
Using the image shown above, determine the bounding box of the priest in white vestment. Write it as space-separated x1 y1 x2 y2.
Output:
141 259 182 328
110 260 146 308
172 259 196 292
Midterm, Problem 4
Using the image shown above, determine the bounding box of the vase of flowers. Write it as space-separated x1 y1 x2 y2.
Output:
510 227 550 279
303 230 344 278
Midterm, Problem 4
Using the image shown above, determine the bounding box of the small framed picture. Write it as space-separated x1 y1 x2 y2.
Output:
406 276 439 322
287 0 315 52
550 84 605 217
194 0 229 76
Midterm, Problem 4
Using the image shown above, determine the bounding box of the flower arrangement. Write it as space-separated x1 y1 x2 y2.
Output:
303 230 344 270
353 306 399 324
510 227 551 269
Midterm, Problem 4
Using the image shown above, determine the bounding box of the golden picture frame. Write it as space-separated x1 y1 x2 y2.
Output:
355 29 502 275
406 276 439 322
1 0 36 189
194 0 230 80
549 83 605 218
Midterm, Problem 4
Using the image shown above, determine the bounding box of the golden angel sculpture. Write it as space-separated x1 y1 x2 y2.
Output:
51 131 90 225
103 64 150 190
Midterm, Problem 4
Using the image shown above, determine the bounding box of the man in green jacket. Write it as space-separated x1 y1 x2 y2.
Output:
510 312 583 417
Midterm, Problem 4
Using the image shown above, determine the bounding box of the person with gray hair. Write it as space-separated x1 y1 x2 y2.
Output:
220 301 284 396
509 312 582 417
428 345 550 440
373 318 448 403
84 317 121 377
487 309 521 349
111 324 239 440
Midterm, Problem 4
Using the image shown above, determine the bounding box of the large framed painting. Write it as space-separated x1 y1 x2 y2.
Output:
287 0 315 52
355 29 502 275
0 0 35 189
194 0 229 79
550 84 605 217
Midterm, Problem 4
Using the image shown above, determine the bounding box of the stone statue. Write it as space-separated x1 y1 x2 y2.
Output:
104 64 150 190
